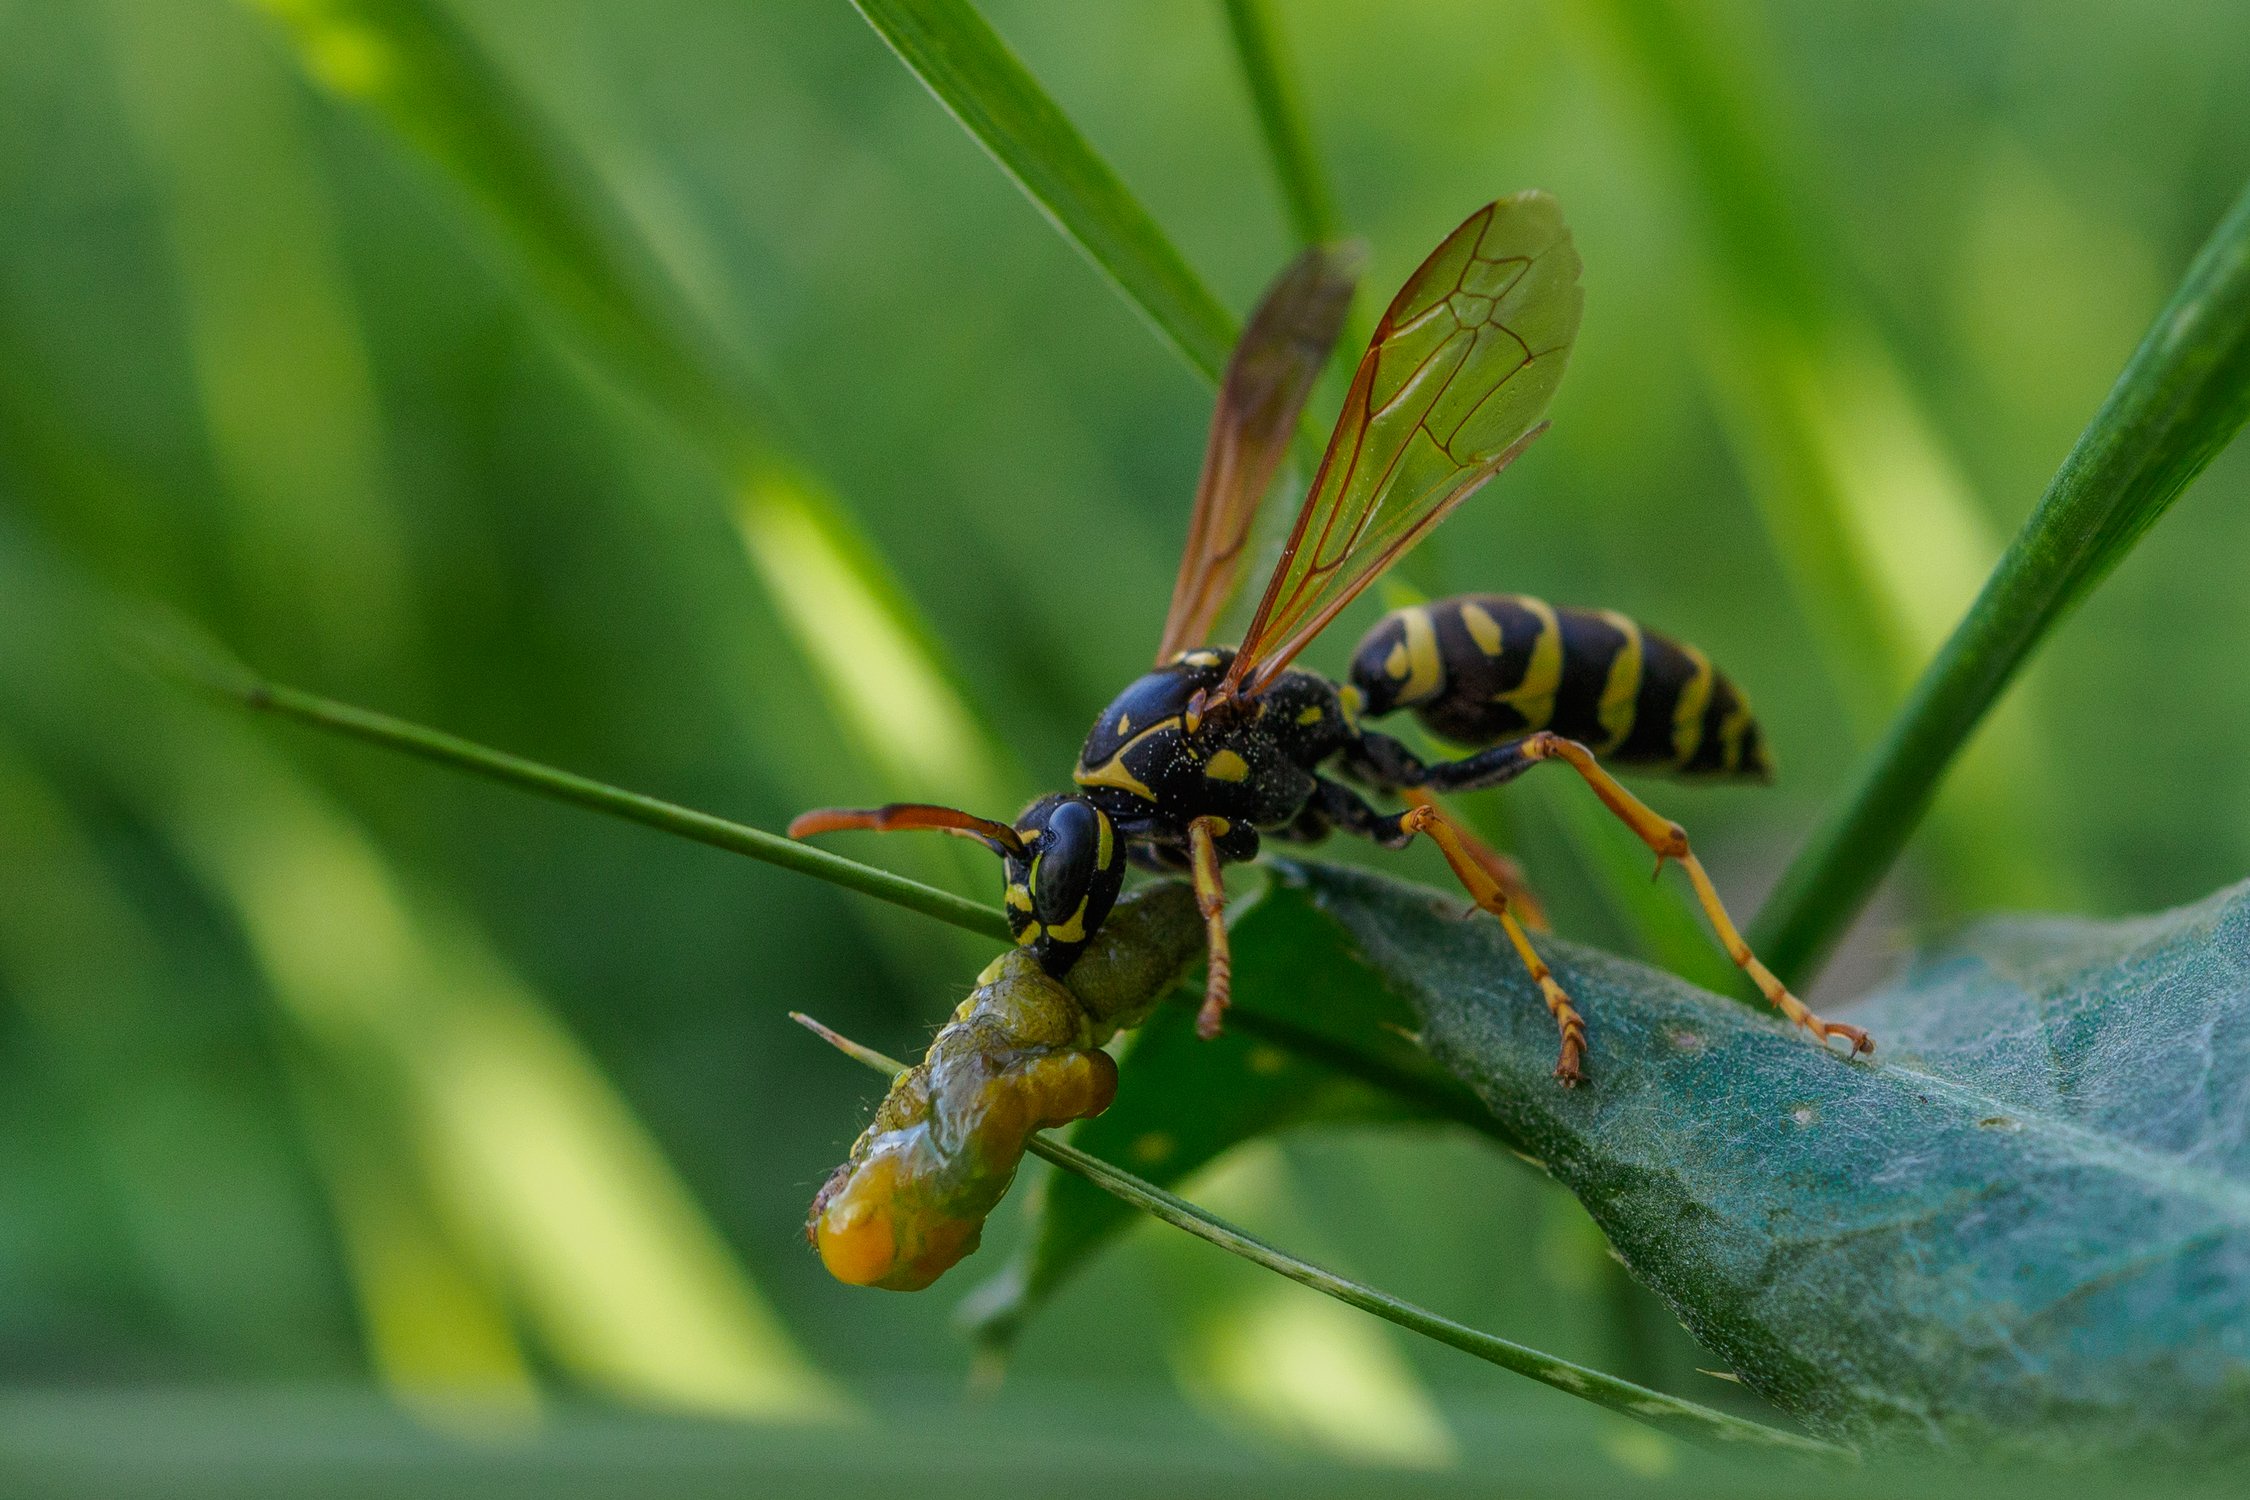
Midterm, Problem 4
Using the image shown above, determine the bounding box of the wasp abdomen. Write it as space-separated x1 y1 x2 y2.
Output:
1347 594 1770 779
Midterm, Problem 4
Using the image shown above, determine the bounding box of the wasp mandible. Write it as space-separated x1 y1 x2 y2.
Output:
793 193 1872 1086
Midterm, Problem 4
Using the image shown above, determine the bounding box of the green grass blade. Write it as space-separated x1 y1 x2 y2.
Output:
108 0 413 674
1576 0 2080 928
246 0 1013 813
1219 0 1336 245
851 0 1237 380
1753 179 2250 981
802 1018 1847 1459
144 634 1011 945
165 734 847 1420
1578 0 1995 701
248 0 756 452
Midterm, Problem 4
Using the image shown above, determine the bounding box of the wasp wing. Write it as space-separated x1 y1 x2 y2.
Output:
1155 243 1362 664
1223 193 1582 698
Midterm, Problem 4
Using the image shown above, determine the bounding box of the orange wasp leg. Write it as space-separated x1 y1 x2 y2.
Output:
1396 801 1586 1084
1186 816 1234 1040
1404 785 1548 931
1513 732 1873 1058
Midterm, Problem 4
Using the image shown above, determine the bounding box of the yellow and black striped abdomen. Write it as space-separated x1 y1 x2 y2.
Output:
1345 594 1771 780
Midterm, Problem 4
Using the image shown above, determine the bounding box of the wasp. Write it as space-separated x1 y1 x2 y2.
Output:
793 194 1870 1085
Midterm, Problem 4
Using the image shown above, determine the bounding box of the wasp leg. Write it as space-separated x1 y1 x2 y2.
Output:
1411 732 1872 1059
1309 779 1585 1084
1338 736 1550 928
1186 815 1234 1040
1403 785 1547 932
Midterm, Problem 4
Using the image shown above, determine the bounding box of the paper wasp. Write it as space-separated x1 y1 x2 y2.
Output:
794 193 1871 1089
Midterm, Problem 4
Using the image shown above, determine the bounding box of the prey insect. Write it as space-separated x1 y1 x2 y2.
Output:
794 193 1871 1091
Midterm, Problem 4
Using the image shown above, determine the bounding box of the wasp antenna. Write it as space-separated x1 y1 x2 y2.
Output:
787 802 1027 858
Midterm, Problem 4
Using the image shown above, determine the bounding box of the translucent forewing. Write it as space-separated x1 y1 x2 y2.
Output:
1155 244 1362 663
1224 194 1583 698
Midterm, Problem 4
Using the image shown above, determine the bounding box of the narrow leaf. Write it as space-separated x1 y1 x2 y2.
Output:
851 0 1238 380
1219 0 1337 245
1754 178 2250 981
247 0 1013 812
164 732 847 1419
1576 0 2078 929
1577 0 2000 701
5 569 843 1420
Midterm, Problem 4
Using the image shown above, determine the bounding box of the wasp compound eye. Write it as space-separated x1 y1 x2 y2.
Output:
1031 798 1100 926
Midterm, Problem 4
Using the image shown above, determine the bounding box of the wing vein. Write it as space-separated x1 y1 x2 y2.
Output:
1221 194 1584 697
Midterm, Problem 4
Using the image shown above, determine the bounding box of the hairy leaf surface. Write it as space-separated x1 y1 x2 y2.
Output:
1259 860 2250 1456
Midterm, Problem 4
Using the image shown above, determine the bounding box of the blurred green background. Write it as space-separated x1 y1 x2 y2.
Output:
2 0 2247 1490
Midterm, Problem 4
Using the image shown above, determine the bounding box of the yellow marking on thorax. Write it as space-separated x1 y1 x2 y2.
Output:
1205 749 1250 782
1392 607 1444 705
1005 882 1034 912
1178 649 1222 668
1719 695 1758 772
1594 610 1644 753
1014 921 1042 947
1116 711 1131 736
1074 716 1178 802
1295 703 1325 726
1338 683 1364 730
1670 644 1715 765
1459 600 1505 656
1490 596 1561 728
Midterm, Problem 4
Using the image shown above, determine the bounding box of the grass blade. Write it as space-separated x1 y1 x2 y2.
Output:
1753 179 2250 980
247 0 1012 813
6 557 844 1419
1219 0 1337 245
799 1016 1850 1459
165 733 847 1420
145 633 1011 945
1578 0 1996 701
107 0 413 674
851 0 1237 380
1577 0 2081 930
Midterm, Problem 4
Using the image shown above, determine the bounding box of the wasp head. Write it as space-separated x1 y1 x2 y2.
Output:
1004 793 1126 976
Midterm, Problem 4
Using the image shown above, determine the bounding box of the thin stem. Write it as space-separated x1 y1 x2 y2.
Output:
796 1013 1850 1459
790 1012 910 1079
1751 178 2250 982
152 640 1012 944
1219 0 1338 244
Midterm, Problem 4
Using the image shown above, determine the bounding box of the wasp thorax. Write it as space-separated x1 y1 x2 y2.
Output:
1075 651 1233 776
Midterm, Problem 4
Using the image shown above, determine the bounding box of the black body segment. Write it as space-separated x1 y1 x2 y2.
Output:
1073 649 1351 873
1347 594 1771 780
